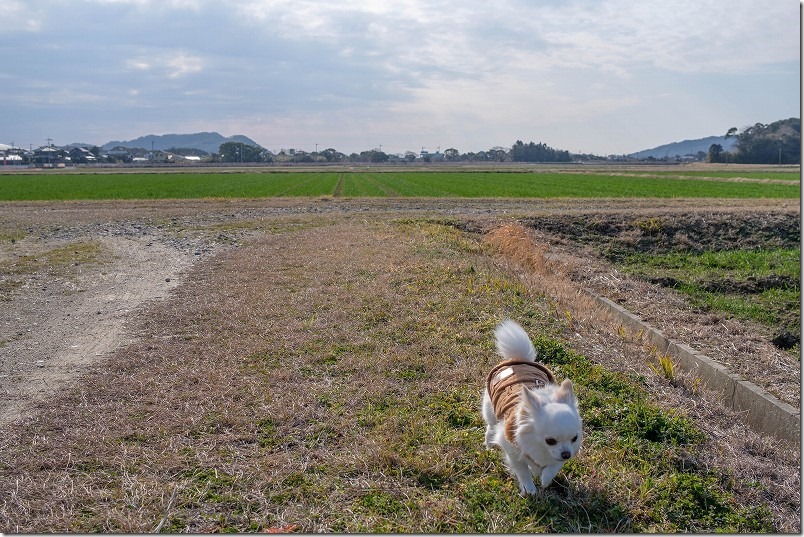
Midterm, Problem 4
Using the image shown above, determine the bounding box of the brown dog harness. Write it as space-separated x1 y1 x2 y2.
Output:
486 360 555 421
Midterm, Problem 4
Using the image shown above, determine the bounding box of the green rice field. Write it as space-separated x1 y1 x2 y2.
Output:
0 170 799 200
649 171 800 181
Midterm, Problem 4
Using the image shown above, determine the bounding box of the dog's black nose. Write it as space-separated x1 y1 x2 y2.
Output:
561 451 571 460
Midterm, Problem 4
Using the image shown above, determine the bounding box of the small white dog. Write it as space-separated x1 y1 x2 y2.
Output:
482 319 582 495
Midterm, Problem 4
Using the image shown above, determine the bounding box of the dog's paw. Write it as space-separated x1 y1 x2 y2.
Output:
539 463 563 487
518 481 538 496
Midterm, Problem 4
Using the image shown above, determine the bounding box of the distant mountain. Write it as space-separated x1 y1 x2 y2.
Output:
64 142 97 149
101 132 261 154
628 135 737 159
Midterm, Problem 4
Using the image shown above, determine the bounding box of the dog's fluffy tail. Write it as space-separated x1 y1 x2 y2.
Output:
495 319 537 362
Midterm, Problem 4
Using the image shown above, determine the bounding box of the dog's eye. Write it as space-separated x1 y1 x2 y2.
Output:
571 435 578 443
545 438 557 446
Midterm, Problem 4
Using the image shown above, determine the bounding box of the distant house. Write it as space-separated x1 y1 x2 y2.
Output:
0 145 26 165
419 149 443 162
68 146 97 164
0 152 24 165
104 147 132 163
31 145 65 167
148 150 174 163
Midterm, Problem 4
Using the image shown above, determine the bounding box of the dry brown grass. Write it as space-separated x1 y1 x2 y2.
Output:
0 218 537 532
0 209 799 532
483 223 613 330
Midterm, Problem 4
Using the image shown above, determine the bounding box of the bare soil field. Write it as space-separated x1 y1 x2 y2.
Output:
0 197 799 532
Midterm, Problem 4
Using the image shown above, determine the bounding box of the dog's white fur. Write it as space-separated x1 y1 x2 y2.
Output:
482 319 583 494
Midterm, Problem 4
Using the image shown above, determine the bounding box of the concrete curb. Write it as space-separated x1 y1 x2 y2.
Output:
587 291 801 445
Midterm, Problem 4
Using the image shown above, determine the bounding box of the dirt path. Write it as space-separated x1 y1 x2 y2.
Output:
0 236 195 425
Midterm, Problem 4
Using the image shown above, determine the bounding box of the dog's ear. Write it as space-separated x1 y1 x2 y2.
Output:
521 385 545 412
555 379 577 405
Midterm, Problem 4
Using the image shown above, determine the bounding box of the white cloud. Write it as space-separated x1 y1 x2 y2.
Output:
125 51 204 79
166 53 204 78
524 0 799 75
125 58 151 71
224 0 799 116
87 0 202 10
0 0 44 33
398 71 639 138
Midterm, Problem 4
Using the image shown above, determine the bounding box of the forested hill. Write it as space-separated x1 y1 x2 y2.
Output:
629 136 737 159
102 132 260 154
630 118 800 164
725 118 800 164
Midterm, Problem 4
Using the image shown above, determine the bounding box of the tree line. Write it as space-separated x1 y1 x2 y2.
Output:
708 118 800 164
215 140 578 164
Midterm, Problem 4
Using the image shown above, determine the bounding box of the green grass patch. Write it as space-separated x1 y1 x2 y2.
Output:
0 172 341 200
624 248 800 277
342 328 769 532
0 170 798 200
0 229 27 243
620 248 800 334
650 170 801 181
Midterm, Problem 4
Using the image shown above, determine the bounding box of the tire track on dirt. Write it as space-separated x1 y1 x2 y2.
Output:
333 173 345 197
362 173 402 196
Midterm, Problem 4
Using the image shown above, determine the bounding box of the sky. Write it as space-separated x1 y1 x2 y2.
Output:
1 0 800 156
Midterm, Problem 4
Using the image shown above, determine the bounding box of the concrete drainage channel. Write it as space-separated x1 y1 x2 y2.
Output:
587 291 800 446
